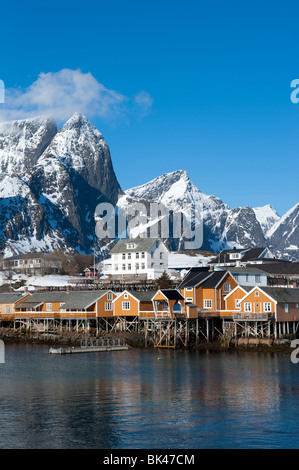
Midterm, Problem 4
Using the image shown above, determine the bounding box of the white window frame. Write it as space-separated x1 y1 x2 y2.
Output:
186 297 193 302
5 306 10 314
105 302 112 311
204 299 212 309
264 302 271 312
244 302 252 312
46 303 52 312
107 293 113 301
235 299 240 309
285 303 289 313
224 283 231 293
122 301 130 310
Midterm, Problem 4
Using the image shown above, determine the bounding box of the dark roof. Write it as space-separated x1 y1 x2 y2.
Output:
240 248 266 262
259 287 299 303
254 263 299 275
160 289 185 300
179 268 212 288
201 271 228 289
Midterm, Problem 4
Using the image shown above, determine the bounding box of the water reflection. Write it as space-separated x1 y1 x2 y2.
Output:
0 344 299 448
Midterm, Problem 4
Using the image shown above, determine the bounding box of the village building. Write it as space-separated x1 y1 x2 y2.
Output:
208 247 276 268
2 253 62 276
103 237 169 280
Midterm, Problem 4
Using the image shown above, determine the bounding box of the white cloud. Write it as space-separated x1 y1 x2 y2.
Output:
0 69 153 123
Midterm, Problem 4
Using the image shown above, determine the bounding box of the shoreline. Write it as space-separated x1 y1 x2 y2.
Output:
0 327 295 355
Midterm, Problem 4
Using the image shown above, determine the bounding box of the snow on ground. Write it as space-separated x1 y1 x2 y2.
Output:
168 252 216 269
0 272 80 290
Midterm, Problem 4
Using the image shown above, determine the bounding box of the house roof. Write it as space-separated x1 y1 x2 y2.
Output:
0 293 28 304
259 287 299 303
110 237 162 254
128 291 156 302
240 248 266 262
179 268 212 288
201 271 229 289
253 263 299 276
209 247 268 264
16 291 71 309
159 289 185 300
225 266 268 275
59 290 110 310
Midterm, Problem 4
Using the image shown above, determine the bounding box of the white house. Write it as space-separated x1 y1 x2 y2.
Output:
102 237 169 280
218 266 268 287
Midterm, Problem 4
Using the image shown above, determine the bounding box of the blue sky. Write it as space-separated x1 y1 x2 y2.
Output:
0 0 299 216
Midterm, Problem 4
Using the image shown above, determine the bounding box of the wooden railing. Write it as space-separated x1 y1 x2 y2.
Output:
233 312 270 321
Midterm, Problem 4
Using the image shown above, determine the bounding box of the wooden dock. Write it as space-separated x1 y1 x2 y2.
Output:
49 337 129 354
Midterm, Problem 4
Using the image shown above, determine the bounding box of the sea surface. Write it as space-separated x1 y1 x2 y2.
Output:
0 342 299 449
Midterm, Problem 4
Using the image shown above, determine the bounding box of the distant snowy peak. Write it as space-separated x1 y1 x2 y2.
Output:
0 116 57 176
253 204 280 237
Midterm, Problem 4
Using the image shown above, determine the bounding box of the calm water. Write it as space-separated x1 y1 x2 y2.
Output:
0 343 299 449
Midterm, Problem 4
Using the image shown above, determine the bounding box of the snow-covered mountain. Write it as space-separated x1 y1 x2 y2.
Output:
0 114 297 261
123 170 269 253
0 114 121 256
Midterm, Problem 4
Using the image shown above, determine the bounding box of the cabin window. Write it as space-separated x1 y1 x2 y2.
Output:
124 293 128 299
128 264 132 270
136 253 139 259
160 252 163 259
141 252 145 258
285 304 289 313
264 302 271 312
234 274 239 281
5 306 10 314
107 293 113 301
46 303 52 311
255 275 261 283
244 302 252 312
122 253 126 260
105 302 112 311
235 299 240 309
122 301 130 310
186 297 193 302
255 291 259 297
224 283 231 293
122 264 126 270
204 299 212 309
128 253 131 260
141 263 145 269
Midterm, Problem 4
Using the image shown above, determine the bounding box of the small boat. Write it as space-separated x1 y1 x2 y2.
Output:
49 347 72 354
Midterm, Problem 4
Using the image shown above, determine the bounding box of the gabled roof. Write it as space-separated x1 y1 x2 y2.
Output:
159 289 185 300
201 270 230 289
110 237 165 254
240 247 267 262
179 268 212 289
126 290 156 302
